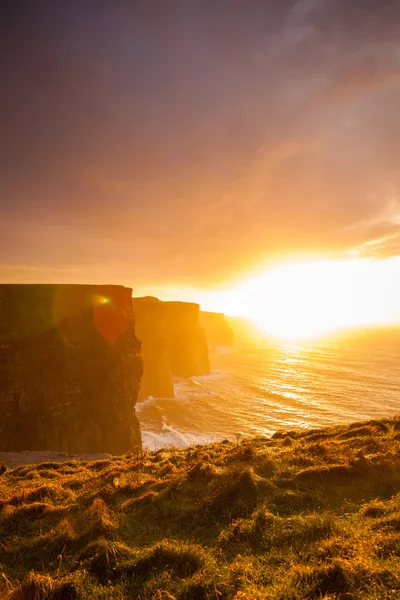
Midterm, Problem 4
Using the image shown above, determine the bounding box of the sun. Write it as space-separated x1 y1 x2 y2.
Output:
236 259 390 341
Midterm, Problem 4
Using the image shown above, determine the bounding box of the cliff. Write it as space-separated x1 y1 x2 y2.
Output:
132 297 174 401
0 284 142 454
133 297 210 400
162 301 210 378
199 310 234 347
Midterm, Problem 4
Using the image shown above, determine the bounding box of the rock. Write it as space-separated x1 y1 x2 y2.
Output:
0 284 142 454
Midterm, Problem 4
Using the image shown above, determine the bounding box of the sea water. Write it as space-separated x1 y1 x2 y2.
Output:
136 328 400 451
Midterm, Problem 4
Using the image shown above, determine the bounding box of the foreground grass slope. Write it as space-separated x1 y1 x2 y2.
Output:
2 419 400 599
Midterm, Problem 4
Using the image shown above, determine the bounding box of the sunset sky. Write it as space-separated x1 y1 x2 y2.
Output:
1 1 400 326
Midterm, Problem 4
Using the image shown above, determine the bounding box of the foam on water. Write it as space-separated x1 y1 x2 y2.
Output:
141 428 224 452
135 395 159 413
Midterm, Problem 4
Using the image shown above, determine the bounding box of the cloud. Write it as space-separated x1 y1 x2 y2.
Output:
1 0 400 287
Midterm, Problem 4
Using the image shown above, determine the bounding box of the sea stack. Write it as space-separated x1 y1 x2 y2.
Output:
0 284 142 454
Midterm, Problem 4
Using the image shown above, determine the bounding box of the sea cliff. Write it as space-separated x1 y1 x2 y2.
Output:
0 284 142 454
132 297 174 400
133 297 210 400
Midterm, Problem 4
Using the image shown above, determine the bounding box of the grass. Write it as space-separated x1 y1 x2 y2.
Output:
2 419 400 598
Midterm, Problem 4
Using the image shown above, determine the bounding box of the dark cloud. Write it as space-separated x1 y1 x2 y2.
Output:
1 0 400 289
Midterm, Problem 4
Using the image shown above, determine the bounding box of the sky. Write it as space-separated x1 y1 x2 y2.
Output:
1 0 400 307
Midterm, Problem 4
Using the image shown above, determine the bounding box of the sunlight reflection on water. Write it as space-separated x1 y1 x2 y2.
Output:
139 332 400 450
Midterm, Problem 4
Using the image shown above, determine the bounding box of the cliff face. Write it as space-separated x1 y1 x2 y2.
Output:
133 298 210 400
199 311 234 347
132 297 174 401
0 284 142 454
163 301 210 378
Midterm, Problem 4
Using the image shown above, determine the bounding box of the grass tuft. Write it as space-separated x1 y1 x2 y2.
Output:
78 538 136 579
128 541 204 579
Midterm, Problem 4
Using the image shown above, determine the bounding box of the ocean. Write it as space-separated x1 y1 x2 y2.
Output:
136 325 400 451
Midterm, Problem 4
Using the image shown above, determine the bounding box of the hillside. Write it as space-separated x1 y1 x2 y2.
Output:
2 418 400 599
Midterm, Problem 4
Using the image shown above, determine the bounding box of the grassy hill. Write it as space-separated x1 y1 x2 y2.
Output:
2 418 400 599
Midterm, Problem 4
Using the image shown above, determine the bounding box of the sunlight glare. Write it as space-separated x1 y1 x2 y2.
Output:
232 258 400 340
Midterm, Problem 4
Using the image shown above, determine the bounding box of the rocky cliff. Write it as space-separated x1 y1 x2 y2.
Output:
132 297 174 401
163 301 210 378
0 284 142 454
133 297 210 400
199 311 234 347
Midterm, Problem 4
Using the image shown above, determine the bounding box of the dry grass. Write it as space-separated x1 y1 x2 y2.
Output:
2 418 400 598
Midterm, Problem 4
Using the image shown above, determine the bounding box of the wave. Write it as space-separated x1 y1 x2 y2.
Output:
141 426 226 452
135 395 159 413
